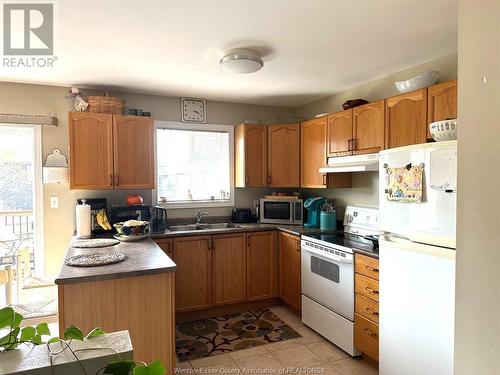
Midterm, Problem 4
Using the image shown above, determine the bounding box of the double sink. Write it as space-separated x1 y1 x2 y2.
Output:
168 222 243 232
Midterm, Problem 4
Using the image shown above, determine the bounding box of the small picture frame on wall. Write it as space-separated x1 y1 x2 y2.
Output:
181 98 206 123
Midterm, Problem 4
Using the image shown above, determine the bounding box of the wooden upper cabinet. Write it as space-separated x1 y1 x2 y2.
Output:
235 124 267 187
385 88 428 149
212 234 247 306
327 110 353 157
173 236 212 313
301 117 327 188
247 231 277 301
113 115 155 189
278 231 301 312
427 80 458 140
69 112 114 189
353 100 385 155
267 124 300 187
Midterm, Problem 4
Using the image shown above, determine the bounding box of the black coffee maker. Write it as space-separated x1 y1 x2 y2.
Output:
151 206 168 232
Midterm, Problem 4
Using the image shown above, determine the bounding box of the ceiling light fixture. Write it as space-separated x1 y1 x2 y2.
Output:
220 48 263 74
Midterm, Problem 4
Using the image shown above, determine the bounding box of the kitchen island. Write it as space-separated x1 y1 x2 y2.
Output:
55 238 176 371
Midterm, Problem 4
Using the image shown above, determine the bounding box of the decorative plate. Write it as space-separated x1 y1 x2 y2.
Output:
71 238 120 248
65 252 127 267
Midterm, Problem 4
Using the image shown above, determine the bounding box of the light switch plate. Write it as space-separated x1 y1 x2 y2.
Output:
50 196 59 208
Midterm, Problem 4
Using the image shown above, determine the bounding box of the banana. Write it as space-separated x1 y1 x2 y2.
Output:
101 210 111 230
97 209 112 231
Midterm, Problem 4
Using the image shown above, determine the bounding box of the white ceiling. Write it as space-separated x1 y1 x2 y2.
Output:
1 0 457 107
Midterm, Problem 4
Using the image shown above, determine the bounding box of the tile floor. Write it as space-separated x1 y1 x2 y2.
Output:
175 305 378 375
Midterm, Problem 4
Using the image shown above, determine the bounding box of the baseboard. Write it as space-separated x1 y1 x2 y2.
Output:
176 298 280 323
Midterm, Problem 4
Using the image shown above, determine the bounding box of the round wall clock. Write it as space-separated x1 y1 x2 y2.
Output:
181 98 206 123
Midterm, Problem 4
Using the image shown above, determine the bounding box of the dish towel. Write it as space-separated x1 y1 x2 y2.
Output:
385 164 423 202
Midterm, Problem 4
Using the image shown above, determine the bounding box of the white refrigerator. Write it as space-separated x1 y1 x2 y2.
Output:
378 141 457 375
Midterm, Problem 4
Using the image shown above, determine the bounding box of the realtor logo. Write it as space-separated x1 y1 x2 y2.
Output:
3 3 53 55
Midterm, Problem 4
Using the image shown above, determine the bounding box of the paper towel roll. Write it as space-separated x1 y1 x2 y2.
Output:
76 201 91 238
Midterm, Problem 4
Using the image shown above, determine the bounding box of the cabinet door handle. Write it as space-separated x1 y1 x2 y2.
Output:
365 307 379 316
347 139 352 151
365 287 379 295
322 174 327 186
267 175 272 184
114 175 119 186
245 175 249 184
352 138 357 150
364 328 377 337
109 175 113 187
208 239 212 251
365 265 379 273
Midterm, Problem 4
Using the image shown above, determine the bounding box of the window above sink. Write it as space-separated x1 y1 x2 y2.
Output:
153 121 234 209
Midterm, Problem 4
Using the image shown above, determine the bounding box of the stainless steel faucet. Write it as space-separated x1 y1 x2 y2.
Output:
196 210 209 224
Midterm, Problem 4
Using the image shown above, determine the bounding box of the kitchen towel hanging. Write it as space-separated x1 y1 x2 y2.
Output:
385 164 423 202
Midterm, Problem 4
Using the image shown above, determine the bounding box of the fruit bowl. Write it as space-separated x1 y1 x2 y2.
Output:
429 119 457 141
113 220 150 236
395 71 439 93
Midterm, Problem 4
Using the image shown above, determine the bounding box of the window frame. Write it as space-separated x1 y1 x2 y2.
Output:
153 120 235 209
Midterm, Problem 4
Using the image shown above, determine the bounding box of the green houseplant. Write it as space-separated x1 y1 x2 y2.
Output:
0 307 166 375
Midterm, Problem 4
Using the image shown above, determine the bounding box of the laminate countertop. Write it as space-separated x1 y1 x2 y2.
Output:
55 238 176 285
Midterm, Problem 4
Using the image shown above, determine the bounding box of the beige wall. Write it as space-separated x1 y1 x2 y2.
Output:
454 0 500 373
0 82 295 275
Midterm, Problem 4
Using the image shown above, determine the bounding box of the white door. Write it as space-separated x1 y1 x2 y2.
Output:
378 140 457 248
379 236 455 375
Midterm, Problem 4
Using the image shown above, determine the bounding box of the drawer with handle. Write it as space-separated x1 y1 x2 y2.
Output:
355 313 379 361
355 273 379 301
355 253 379 280
355 293 379 324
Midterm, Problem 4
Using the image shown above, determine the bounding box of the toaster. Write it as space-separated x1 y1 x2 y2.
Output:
231 208 255 223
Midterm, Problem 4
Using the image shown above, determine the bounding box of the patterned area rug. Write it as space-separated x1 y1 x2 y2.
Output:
175 308 301 362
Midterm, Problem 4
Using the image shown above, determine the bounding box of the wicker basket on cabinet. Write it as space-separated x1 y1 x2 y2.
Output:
87 95 125 115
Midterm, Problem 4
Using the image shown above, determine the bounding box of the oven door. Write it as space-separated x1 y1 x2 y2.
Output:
301 243 355 321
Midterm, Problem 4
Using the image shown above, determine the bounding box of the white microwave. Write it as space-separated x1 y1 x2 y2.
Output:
259 198 303 225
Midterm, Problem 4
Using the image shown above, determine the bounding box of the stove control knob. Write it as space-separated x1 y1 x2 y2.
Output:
353 211 358 217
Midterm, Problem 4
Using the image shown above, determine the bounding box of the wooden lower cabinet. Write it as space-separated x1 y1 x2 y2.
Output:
355 313 379 361
354 253 379 361
155 238 173 258
58 272 175 371
164 230 302 316
247 231 277 301
278 231 301 311
173 236 212 313
212 234 247 306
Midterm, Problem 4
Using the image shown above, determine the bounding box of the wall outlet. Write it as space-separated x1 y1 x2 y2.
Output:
50 196 59 208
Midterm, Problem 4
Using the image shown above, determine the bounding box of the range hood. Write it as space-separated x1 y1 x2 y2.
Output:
319 153 379 173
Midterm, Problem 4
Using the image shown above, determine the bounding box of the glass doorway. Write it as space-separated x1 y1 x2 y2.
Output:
0 124 46 309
